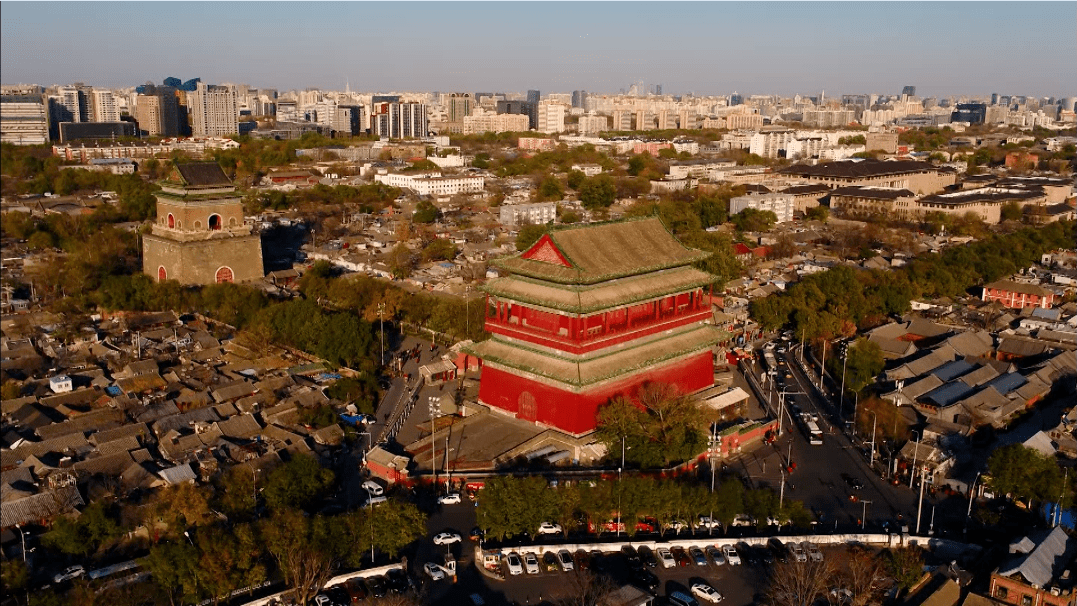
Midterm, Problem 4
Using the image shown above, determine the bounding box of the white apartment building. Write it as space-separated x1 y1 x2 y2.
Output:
748 129 796 158
668 160 736 180
729 192 796 223
578 114 609 135
725 113 764 130
463 109 529 134
0 93 49 145
499 201 557 226
91 89 119 123
191 83 239 137
785 137 826 160
373 172 484 197
371 102 428 139
571 163 603 176
537 103 566 134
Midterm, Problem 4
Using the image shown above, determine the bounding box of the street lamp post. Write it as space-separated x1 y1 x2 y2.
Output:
964 472 980 537
839 343 849 418
909 431 921 489
861 500 872 530
869 410 878 468
464 285 471 339
916 466 927 534
378 302 386 366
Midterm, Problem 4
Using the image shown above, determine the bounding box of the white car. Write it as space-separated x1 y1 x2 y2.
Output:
52 565 85 583
506 552 524 576
557 549 574 572
536 522 563 535
523 552 540 575
722 544 741 566
313 594 332 606
806 542 824 562
790 543 808 562
657 547 677 568
423 562 446 580
433 532 462 545
362 480 384 497
692 582 725 603
668 519 688 533
698 516 722 529
437 493 462 505
731 514 755 527
766 516 790 527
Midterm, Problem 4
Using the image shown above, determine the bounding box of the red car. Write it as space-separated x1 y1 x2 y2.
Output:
671 547 692 567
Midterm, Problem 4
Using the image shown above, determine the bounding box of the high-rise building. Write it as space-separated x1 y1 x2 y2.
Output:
951 103 987 125
577 114 608 135
0 91 49 145
571 90 588 109
90 89 119 123
729 92 744 106
901 85 917 98
537 103 566 134
497 100 537 130
448 93 473 123
135 85 180 137
190 82 238 137
991 93 999 105
371 102 428 139
143 162 264 285
331 104 365 136
527 89 541 104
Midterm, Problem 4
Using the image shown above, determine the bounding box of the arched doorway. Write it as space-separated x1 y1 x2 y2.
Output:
208 214 222 230
215 266 234 283
518 392 537 422
167 213 175 228
158 266 167 281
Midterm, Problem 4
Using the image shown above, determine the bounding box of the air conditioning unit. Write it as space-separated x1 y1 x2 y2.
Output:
1050 587 1060 596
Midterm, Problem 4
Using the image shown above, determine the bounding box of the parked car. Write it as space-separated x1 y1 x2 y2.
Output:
433 532 461 545
361 480 384 497
385 569 410 594
591 550 608 573
557 549 575 572
325 587 349 606
537 522 563 535
505 552 523 576
523 552 540 575
690 547 708 566
706 545 726 565
424 562 447 580
736 542 759 565
621 545 642 569
53 566 85 583
691 582 725 603
634 568 660 594
806 542 824 562
697 516 722 530
768 539 789 563
672 546 692 567
657 547 677 568
722 544 741 565
542 551 559 572
313 594 332 606
668 590 701 606
344 578 368 602
469 526 485 542
638 545 659 568
574 549 591 570
437 493 462 505
367 576 388 598
731 514 756 527
790 542 808 562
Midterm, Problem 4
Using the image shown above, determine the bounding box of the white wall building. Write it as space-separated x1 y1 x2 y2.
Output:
537 103 566 134
499 201 557 226
91 89 119 123
748 129 796 158
374 172 484 196
729 193 796 223
191 83 239 137
578 114 609 135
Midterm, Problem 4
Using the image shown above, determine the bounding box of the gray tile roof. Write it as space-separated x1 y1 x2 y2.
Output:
998 526 1075 588
0 485 84 527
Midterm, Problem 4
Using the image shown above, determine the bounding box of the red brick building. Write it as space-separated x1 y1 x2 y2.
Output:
990 526 1077 606
982 280 1056 309
467 218 723 435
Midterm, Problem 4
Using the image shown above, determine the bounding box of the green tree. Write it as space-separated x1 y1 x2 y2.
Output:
386 243 415 279
805 205 830 223
578 174 617 210
886 546 925 592
476 476 556 541
144 541 202 606
594 382 709 468
262 453 335 512
1 558 29 595
325 374 379 415
515 223 549 251
536 175 564 202
412 200 439 223
559 209 582 224
259 509 335 606
421 238 457 262
215 465 257 521
829 338 885 396
731 208 778 232
987 444 1067 507
1000 201 1023 222
566 169 586 190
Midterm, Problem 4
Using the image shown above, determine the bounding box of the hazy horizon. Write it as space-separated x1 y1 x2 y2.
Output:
3 1 1075 99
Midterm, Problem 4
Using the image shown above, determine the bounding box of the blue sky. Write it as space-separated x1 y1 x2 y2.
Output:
2 2 1074 98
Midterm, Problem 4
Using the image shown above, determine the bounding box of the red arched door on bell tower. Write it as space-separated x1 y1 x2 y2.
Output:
158 266 167 281
518 392 537 422
215 266 234 283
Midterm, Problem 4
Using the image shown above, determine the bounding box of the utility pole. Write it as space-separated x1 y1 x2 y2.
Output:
378 302 385 366
464 285 471 339
916 466 927 534
839 342 849 419
909 431 921 489
964 472 980 538
779 469 786 509
861 500 872 531
869 410 878 468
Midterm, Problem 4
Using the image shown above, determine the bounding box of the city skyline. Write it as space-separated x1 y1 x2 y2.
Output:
2 1 1075 98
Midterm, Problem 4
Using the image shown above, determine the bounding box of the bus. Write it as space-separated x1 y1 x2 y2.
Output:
805 421 823 445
